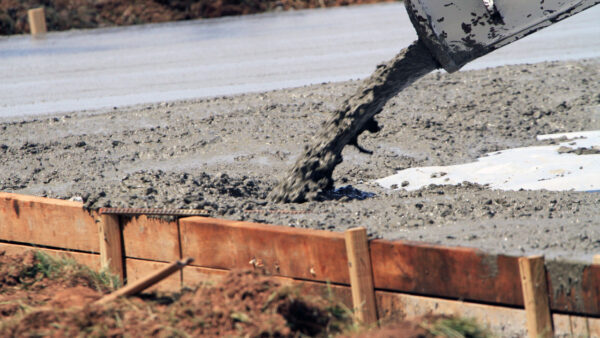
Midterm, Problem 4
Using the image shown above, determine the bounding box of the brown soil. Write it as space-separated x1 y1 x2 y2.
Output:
0 250 487 337
0 0 395 35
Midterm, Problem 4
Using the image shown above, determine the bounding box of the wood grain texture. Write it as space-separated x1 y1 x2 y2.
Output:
98 214 124 281
125 258 182 292
27 8 47 35
345 227 377 325
569 315 590 337
0 242 100 270
0 192 98 252
121 215 180 262
370 239 523 306
588 317 600 338
549 262 600 316
519 256 553 338
96 258 192 305
179 217 348 283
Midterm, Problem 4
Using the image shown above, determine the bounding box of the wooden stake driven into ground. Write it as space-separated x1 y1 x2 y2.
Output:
94 258 193 305
98 214 124 281
27 8 47 35
519 255 553 338
345 227 378 326
594 255 600 265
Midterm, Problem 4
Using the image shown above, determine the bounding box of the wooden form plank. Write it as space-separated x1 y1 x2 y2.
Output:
369 238 523 306
178 217 600 316
519 256 553 338
125 258 182 292
0 242 100 271
594 255 600 265
171 262 590 337
98 214 124 281
345 227 377 325
1 195 599 317
547 260 600 315
27 8 47 35
0 192 99 252
569 315 590 337
589 317 600 338
121 215 180 262
179 217 349 283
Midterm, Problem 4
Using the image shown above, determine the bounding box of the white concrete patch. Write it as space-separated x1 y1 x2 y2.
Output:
376 130 600 192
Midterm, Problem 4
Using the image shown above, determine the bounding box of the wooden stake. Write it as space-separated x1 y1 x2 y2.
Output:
518 255 553 338
27 8 47 35
593 255 600 265
94 258 193 305
345 227 377 325
98 214 124 281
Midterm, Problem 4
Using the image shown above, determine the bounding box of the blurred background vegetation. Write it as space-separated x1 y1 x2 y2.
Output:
0 0 396 35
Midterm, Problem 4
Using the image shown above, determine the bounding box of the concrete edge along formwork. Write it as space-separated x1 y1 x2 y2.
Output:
0 192 599 336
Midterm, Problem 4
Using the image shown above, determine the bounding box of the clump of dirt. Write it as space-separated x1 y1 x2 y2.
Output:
0 251 354 337
0 0 394 35
0 250 492 337
270 40 439 203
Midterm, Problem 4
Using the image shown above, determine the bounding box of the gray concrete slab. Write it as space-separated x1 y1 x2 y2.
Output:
0 3 599 118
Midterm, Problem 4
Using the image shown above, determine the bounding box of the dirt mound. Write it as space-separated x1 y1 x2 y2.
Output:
0 0 394 35
0 250 490 337
0 251 352 337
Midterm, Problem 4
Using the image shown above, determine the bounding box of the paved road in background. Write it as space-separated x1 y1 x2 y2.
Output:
1 3 599 118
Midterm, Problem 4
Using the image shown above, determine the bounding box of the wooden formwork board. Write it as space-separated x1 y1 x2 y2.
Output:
178 216 600 317
179 217 349 284
183 265 599 337
2 192 600 320
0 241 100 270
0 192 98 252
370 239 523 306
121 215 180 262
1 240 596 338
125 258 181 292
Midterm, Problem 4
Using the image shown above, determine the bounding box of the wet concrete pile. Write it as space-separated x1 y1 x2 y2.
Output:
270 40 439 203
0 58 598 260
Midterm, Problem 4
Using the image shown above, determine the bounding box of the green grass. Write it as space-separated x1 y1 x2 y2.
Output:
20 251 120 291
423 316 493 338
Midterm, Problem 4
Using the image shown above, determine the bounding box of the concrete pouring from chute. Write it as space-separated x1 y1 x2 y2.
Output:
376 130 600 192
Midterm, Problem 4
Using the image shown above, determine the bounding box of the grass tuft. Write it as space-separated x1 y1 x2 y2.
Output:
20 251 120 292
424 316 493 338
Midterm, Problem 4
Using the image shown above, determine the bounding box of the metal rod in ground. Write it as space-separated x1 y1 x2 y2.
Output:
345 227 378 326
27 8 47 35
99 207 209 217
518 255 553 338
94 258 194 305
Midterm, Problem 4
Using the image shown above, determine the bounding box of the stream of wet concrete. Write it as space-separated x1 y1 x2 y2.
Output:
1 58 598 261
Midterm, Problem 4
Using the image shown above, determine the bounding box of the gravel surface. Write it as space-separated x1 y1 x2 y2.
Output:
1 58 599 261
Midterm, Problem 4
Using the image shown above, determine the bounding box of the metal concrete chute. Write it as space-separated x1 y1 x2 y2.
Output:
405 0 600 72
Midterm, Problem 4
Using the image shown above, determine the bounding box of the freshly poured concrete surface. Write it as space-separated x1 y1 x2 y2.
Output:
377 130 600 192
1 57 598 261
1 3 599 118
